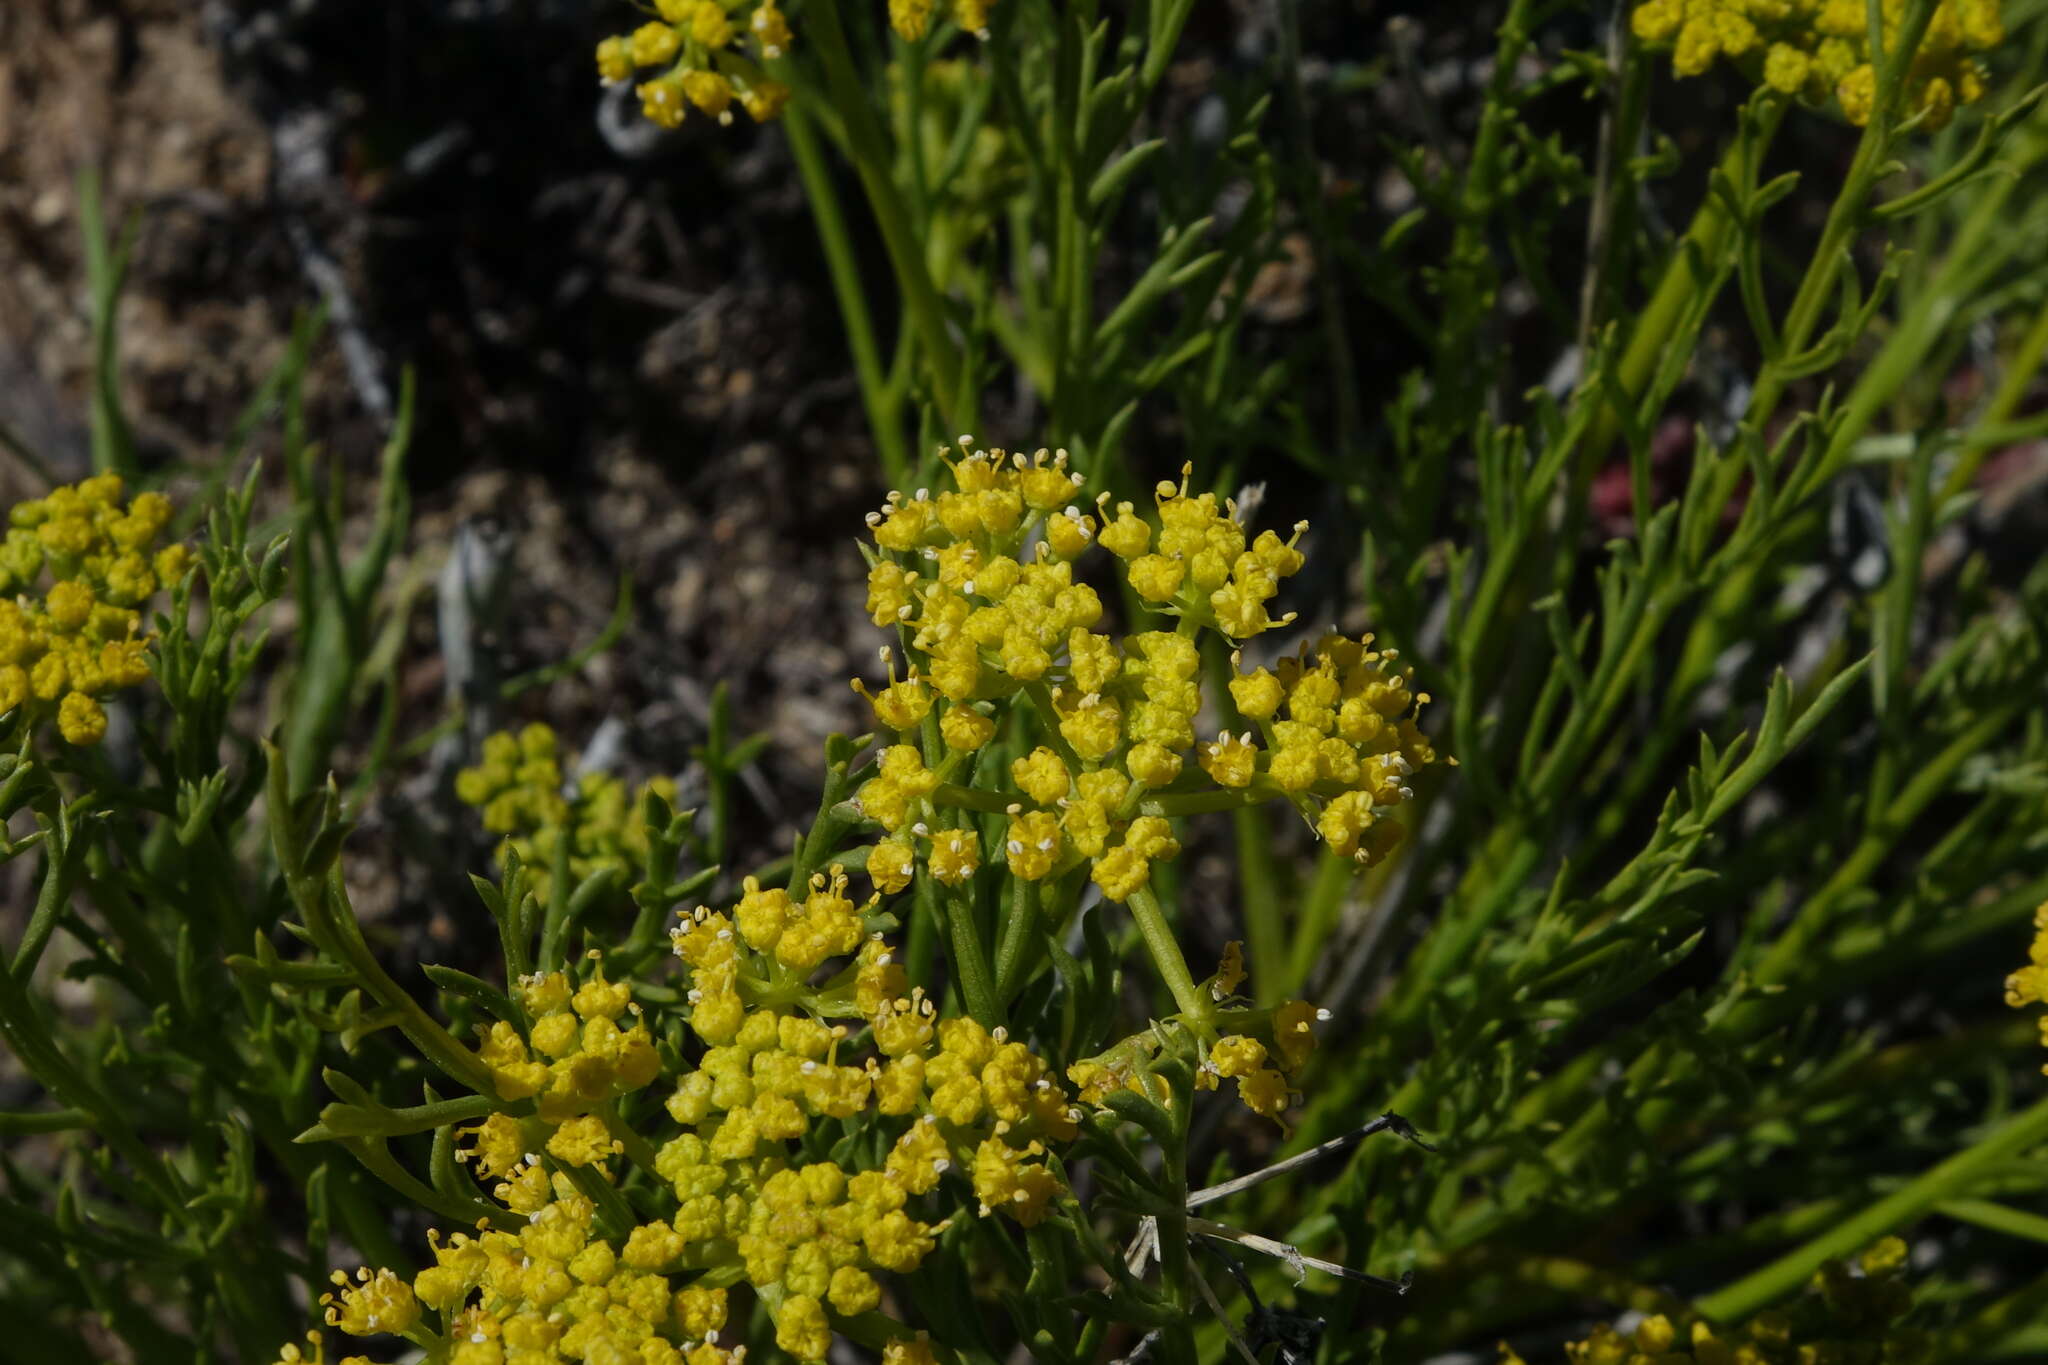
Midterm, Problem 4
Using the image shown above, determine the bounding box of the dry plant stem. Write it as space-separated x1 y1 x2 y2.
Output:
1190 1218 1409 1294
1188 1111 1432 1209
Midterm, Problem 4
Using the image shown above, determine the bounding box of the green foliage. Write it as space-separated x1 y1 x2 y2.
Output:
3 2 2048 1363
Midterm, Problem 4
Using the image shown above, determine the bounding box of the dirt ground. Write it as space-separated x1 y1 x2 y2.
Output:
0 0 898 900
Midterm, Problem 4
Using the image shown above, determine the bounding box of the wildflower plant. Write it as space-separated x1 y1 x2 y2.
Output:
9 3 2048 1364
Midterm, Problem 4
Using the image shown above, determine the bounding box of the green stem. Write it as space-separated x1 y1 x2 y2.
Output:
1580 106 1778 475
994 873 1039 1002
1941 293 2048 503
1234 805 1286 1007
1697 1091 2048 1323
808 3 966 428
783 101 910 485
942 881 1001 1027
1124 882 1209 1022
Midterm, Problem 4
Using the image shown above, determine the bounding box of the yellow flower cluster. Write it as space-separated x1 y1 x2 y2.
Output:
0 475 186 746
2003 901 2048 1071
1631 0 2004 129
302 924 1003 1365
595 0 793 128
455 724 677 901
471 963 661 1129
324 1172 747 1365
853 443 1437 906
1069 942 1326 1125
652 881 1077 1355
1501 1241 1925 1365
889 0 994 42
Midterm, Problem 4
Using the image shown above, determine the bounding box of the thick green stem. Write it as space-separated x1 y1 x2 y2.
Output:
994 873 1039 1003
1124 882 1209 1022
941 880 1001 1027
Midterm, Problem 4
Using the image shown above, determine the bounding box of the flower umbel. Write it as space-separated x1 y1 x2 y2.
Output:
851 442 1439 909
454 722 677 901
0 474 183 747
1631 0 2004 129
596 0 794 127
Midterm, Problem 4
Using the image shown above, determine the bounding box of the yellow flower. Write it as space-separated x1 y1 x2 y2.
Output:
752 1 793 56
57 692 106 746
0 479 175 747
683 68 736 122
1004 810 1062 880
890 0 936 40
1236 1068 1290 1121
884 1337 941 1365
866 838 916 894
1632 0 2005 129
773 1294 830 1360
639 72 689 128
1199 730 1259 788
736 76 793 123
1011 747 1072 805
323 1267 421 1338
927 827 981 884
1763 41 1811 92
629 20 682 67
1837 63 1877 125
1210 1035 1267 1078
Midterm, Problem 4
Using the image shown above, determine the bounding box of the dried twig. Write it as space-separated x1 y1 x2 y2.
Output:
1188 1110 1434 1210
1191 1217 1413 1294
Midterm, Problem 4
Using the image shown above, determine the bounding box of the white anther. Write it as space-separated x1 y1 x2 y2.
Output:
912 822 931 837
933 1157 951 1173
1007 840 1024 855
962 580 976 595
1036 838 1054 851
1316 1008 1333 1021
1006 803 1022 815
801 1060 818 1074
915 488 930 501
